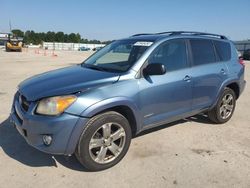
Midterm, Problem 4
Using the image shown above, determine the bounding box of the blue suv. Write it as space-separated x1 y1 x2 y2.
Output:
10 31 246 171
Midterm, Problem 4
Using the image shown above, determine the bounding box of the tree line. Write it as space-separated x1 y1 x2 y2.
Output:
11 29 111 45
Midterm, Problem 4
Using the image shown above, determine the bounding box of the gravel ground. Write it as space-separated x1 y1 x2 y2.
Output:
0 49 250 188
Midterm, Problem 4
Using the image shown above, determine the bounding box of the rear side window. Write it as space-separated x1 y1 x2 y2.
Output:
190 39 216 66
214 41 231 61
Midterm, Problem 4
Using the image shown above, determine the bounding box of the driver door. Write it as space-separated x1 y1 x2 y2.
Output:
138 39 192 128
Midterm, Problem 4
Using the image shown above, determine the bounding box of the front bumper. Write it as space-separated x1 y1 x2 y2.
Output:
7 45 22 50
10 92 89 155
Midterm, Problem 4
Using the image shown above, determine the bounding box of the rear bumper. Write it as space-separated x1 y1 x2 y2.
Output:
10 93 89 155
239 80 246 96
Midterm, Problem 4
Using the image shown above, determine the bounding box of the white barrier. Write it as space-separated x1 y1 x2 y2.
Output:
27 45 41 48
42 42 105 51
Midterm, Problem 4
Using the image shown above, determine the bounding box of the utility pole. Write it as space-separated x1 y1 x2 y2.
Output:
9 20 12 33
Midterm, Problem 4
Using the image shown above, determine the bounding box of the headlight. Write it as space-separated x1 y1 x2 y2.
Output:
36 95 77 115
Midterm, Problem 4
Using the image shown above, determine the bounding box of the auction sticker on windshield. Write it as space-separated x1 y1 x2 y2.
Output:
133 41 153 46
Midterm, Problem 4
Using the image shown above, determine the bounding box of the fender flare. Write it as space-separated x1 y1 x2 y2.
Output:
210 78 240 109
80 97 141 130
65 97 141 154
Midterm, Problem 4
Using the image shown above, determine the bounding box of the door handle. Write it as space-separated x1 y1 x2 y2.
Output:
183 75 191 82
220 69 226 75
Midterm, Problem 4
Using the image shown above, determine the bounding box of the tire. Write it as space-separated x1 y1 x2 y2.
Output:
75 111 132 171
208 87 236 124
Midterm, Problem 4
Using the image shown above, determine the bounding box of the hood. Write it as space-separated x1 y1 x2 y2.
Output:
19 65 120 101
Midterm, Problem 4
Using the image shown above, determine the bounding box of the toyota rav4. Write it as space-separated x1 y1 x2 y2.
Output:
10 31 246 171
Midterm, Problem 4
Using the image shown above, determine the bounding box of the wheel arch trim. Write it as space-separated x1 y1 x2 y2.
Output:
80 97 141 131
210 79 240 110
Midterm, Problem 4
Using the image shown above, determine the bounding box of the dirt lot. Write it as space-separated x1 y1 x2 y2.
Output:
0 49 250 188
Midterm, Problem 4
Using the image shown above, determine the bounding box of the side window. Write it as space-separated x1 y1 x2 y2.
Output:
148 40 188 72
214 40 231 61
190 39 216 66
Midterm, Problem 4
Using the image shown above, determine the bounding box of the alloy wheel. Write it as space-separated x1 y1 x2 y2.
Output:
88 122 126 164
219 93 234 119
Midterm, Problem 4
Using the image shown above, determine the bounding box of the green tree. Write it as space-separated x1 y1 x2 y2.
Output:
64 34 68 42
89 39 101 44
76 33 81 43
23 30 31 44
68 33 78 43
46 31 56 42
103 40 113 44
55 32 64 42
12 29 24 37
39 32 46 42
81 38 89 43
16 29 106 44
29 30 37 44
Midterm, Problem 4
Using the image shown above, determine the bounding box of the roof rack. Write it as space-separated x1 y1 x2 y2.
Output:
131 31 228 40
132 33 154 37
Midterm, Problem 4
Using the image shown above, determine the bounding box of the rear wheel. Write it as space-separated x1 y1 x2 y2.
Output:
208 87 236 124
75 111 132 171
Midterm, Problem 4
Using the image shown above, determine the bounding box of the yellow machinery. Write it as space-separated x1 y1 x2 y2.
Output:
6 34 23 52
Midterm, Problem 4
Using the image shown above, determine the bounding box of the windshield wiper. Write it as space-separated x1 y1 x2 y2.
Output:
82 64 104 71
82 64 119 73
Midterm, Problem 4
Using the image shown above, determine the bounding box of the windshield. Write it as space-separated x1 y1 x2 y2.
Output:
82 39 153 72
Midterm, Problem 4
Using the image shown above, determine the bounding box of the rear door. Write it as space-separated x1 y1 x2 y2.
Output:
188 38 228 110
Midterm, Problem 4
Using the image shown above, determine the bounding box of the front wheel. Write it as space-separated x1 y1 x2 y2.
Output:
75 111 132 171
208 87 236 124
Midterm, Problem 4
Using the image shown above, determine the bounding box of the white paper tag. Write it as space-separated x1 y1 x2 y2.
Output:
133 41 153 47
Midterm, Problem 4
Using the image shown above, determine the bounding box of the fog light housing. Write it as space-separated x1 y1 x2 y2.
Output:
43 135 52 146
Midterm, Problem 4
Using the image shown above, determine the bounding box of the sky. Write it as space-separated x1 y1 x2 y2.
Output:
1 0 250 41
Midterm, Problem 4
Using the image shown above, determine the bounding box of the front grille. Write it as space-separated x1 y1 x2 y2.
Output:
14 109 23 124
11 42 18 46
23 129 27 137
19 94 30 112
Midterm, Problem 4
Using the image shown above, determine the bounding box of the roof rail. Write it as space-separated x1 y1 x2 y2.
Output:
131 33 154 37
131 31 228 40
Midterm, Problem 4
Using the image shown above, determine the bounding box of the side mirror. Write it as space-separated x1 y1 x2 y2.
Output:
143 63 166 75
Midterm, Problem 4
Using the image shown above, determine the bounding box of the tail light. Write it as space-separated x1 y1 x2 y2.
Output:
239 58 245 67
